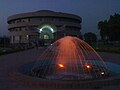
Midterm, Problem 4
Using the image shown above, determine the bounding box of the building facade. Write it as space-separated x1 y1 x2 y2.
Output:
7 10 82 45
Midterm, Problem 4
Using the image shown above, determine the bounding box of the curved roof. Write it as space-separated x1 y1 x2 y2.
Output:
7 10 82 22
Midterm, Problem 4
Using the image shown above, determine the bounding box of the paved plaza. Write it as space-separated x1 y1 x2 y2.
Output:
0 48 120 90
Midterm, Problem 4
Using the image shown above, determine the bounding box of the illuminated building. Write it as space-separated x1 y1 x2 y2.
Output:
7 10 82 45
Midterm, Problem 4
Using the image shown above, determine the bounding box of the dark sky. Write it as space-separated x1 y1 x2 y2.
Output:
0 0 120 36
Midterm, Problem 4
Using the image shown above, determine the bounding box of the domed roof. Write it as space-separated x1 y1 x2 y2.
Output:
36 10 55 13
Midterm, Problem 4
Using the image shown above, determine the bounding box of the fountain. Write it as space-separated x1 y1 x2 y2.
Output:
15 36 120 89
31 36 109 80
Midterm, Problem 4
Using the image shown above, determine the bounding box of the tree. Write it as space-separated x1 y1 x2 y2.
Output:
98 20 109 40
108 13 120 41
0 36 10 47
84 32 97 45
98 13 120 41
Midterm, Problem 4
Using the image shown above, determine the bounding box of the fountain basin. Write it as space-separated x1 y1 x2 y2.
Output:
10 61 120 89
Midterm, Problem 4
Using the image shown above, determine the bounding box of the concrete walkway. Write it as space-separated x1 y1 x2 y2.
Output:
99 52 120 64
0 48 44 90
0 48 120 90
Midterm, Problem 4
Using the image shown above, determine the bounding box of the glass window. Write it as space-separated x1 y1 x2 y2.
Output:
26 35 29 40
15 36 20 41
44 35 49 39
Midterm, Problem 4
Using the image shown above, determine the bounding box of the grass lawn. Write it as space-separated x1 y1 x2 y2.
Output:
93 43 120 54
0 46 33 55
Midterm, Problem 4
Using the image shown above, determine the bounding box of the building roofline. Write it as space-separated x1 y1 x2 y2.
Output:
7 10 82 22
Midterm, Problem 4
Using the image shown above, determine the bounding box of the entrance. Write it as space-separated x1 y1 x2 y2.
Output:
38 25 56 46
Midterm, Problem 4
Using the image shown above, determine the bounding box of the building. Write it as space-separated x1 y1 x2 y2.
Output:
7 10 82 45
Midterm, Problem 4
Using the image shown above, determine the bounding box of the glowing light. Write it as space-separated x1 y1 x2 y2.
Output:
101 72 105 75
31 36 108 80
85 64 91 69
26 35 29 40
58 64 64 68
39 25 54 33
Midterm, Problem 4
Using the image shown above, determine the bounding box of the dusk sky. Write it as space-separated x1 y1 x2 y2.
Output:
0 0 120 36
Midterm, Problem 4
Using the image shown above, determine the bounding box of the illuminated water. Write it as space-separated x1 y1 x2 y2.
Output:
31 36 109 80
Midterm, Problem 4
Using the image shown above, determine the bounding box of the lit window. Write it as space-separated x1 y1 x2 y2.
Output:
26 35 29 40
44 35 49 39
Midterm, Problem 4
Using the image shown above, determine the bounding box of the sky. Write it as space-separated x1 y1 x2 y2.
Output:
0 0 120 37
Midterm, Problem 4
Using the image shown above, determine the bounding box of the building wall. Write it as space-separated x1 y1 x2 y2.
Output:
7 10 82 44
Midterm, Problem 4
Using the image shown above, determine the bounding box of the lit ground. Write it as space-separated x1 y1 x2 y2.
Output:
0 48 120 90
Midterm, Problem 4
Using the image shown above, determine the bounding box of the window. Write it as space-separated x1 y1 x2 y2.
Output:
21 18 29 22
26 35 29 40
22 27 27 31
16 19 21 23
43 17 54 21
43 34 49 39
14 36 20 41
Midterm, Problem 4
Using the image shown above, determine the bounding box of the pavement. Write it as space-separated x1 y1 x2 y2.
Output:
0 47 120 90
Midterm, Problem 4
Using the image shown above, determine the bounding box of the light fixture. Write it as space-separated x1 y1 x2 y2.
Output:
39 25 54 33
85 64 91 69
101 72 105 75
58 64 64 68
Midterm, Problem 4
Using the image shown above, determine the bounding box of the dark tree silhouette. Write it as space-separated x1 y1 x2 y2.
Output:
84 32 97 45
0 36 10 47
98 13 120 41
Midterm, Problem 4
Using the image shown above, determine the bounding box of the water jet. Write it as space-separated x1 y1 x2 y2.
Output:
31 36 109 80
15 36 120 89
